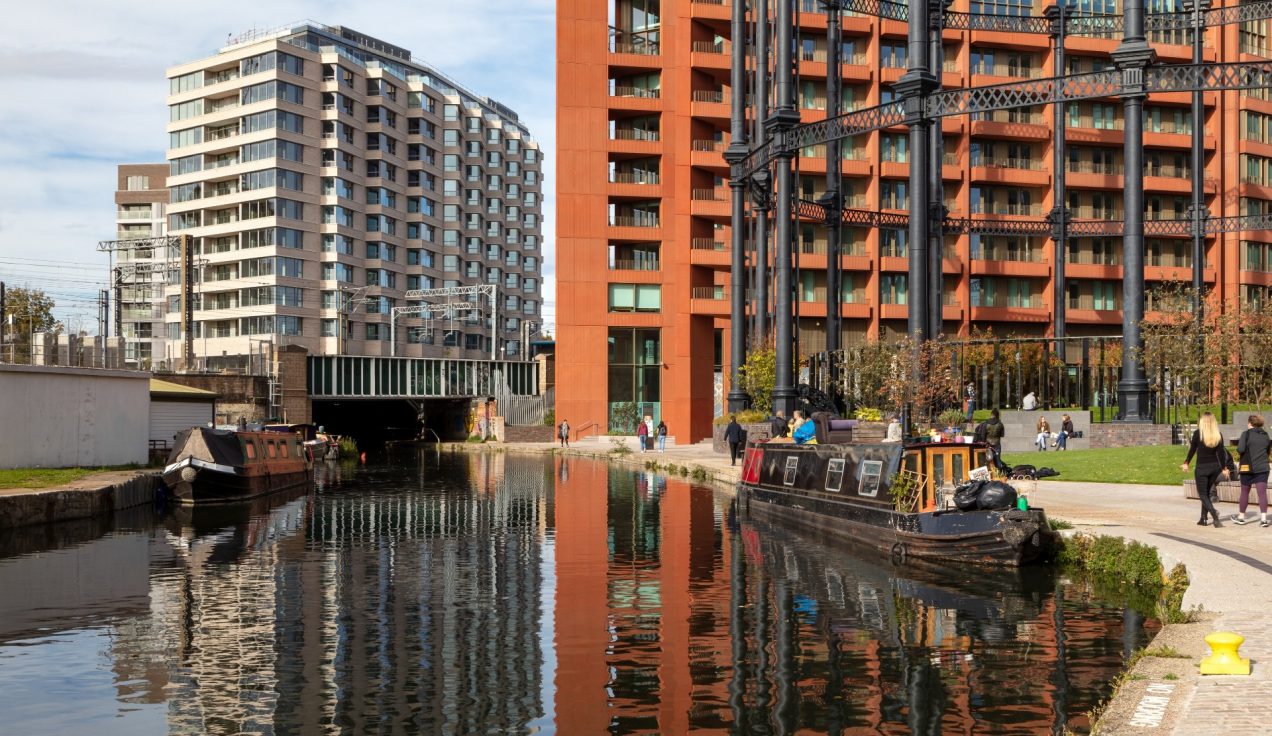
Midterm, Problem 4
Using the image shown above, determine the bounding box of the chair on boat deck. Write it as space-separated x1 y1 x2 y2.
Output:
812 413 856 444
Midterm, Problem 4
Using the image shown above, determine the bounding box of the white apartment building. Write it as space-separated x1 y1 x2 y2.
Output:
114 163 170 368
164 23 544 369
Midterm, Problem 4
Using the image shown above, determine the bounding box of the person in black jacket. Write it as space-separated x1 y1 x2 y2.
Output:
769 411 789 439
1181 412 1235 527
1233 414 1271 527
724 415 744 466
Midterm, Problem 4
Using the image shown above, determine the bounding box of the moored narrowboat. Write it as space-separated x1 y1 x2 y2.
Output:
738 429 1059 567
162 427 313 504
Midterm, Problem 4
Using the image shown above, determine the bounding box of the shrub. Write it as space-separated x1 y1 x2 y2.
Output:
609 438 632 456
543 409 555 427
740 345 776 415
337 436 359 457
938 408 967 428
712 409 768 425
853 407 883 422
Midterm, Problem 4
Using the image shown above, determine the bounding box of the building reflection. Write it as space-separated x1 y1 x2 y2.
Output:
552 463 1150 734
0 455 1148 734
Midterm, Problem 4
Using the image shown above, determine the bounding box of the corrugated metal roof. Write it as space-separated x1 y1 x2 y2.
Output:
149 378 218 399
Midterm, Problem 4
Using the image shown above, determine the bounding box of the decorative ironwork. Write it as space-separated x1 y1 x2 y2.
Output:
832 0 1272 35
781 101 906 152
925 70 1121 119
1145 61 1272 94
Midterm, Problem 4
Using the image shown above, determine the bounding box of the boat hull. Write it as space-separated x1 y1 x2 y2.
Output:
163 458 312 505
740 484 1055 567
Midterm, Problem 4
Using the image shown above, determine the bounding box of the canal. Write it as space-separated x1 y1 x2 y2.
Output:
0 451 1154 734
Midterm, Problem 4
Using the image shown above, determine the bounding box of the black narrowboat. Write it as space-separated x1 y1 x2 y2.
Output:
737 427 1059 567
162 427 313 504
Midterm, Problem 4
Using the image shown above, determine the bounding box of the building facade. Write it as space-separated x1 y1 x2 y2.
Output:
557 0 1272 442
114 163 170 368
164 23 543 369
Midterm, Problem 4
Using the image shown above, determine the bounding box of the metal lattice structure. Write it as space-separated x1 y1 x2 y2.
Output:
727 0 1269 422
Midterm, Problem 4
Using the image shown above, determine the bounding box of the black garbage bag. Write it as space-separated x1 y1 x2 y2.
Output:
953 480 985 511
1035 466 1059 478
976 480 1018 511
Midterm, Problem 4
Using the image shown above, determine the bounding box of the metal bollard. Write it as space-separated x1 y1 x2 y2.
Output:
1200 631 1250 675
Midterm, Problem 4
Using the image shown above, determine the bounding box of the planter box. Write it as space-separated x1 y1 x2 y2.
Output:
712 422 772 453
1183 479 1243 503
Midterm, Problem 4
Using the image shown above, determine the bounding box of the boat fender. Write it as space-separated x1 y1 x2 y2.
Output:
890 542 907 564
180 467 198 483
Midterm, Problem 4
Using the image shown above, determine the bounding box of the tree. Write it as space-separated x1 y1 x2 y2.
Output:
2 286 62 363
740 338 777 415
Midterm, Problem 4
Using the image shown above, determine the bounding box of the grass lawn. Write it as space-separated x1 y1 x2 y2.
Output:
0 466 139 490
1002 444 1196 486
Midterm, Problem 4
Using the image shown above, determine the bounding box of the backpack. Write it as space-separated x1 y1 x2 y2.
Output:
973 421 988 443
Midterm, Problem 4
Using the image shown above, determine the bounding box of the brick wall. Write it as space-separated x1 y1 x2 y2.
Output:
504 425 554 443
1089 423 1173 449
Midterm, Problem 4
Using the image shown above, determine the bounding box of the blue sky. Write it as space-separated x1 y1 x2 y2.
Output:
0 0 556 334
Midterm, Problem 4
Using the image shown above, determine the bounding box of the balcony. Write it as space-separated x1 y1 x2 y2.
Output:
1071 206 1124 219
970 63 1045 80
609 28 660 57
970 203 1044 217
1068 295 1122 312
206 124 241 142
116 209 155 220
973 294 1045 309
609 215 660 228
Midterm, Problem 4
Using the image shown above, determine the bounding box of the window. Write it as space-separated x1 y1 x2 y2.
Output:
240 51 304 77
170 71 202 94
858 460 883 497
241 81 303 106
783 457 799 486
125 175 150 191
169 99 203 122
607 327 661 431
170 155 201 176
826 459 846 491
608 283 661 312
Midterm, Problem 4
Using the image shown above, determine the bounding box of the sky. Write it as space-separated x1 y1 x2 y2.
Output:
0 0 556 336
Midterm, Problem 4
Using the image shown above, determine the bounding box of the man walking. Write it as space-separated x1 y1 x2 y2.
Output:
965 382 976 423
558 419 570 448
724 415 744 466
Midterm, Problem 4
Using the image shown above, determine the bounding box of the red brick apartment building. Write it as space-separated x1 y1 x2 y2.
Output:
557 0 1272 442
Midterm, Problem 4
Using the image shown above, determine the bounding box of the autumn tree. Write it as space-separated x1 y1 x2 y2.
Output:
1 286 62 363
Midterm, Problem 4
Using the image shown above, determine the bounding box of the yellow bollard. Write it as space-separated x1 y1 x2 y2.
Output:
1200 631 1251 676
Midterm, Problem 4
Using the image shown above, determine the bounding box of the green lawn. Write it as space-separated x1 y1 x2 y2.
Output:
1002 445 1196 486
0 466 138 490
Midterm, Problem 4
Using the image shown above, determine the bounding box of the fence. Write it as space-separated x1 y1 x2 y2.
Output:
498 387 554 427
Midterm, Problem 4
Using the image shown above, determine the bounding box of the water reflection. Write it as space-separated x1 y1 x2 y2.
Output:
0 454 1149 734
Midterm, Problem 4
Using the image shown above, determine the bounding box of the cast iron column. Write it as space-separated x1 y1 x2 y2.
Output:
754 0 771 345
896 0 935 343
822 0 843 376
1185 0 1210 320
727 0 751 412
770 0 801 417
1112 0 1155 421
927 0 950 340
1046 4 1069 354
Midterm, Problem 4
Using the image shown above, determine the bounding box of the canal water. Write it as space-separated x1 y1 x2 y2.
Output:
0 451 1154 734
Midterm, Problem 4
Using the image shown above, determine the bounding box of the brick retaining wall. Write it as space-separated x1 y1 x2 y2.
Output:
1089 423 1173 449
504 425 554 443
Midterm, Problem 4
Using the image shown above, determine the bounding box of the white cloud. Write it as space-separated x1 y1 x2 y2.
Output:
0 1 556 332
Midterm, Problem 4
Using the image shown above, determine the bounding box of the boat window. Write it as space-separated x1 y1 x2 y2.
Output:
783 456 799 486
952 453 965 485
858 460 883 497
267 442 277 458
974 450 987 468
931 454 945 489
825 459 845 492
245 442 256 460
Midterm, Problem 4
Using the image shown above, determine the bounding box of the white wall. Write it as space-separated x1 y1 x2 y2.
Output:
0 365 149 469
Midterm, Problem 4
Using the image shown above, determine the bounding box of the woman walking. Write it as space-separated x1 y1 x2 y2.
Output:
1233 415 1271 527
1181 412 1236 527
656 420 668 452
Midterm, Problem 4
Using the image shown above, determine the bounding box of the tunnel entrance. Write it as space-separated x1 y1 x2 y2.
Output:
312 398 476 448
